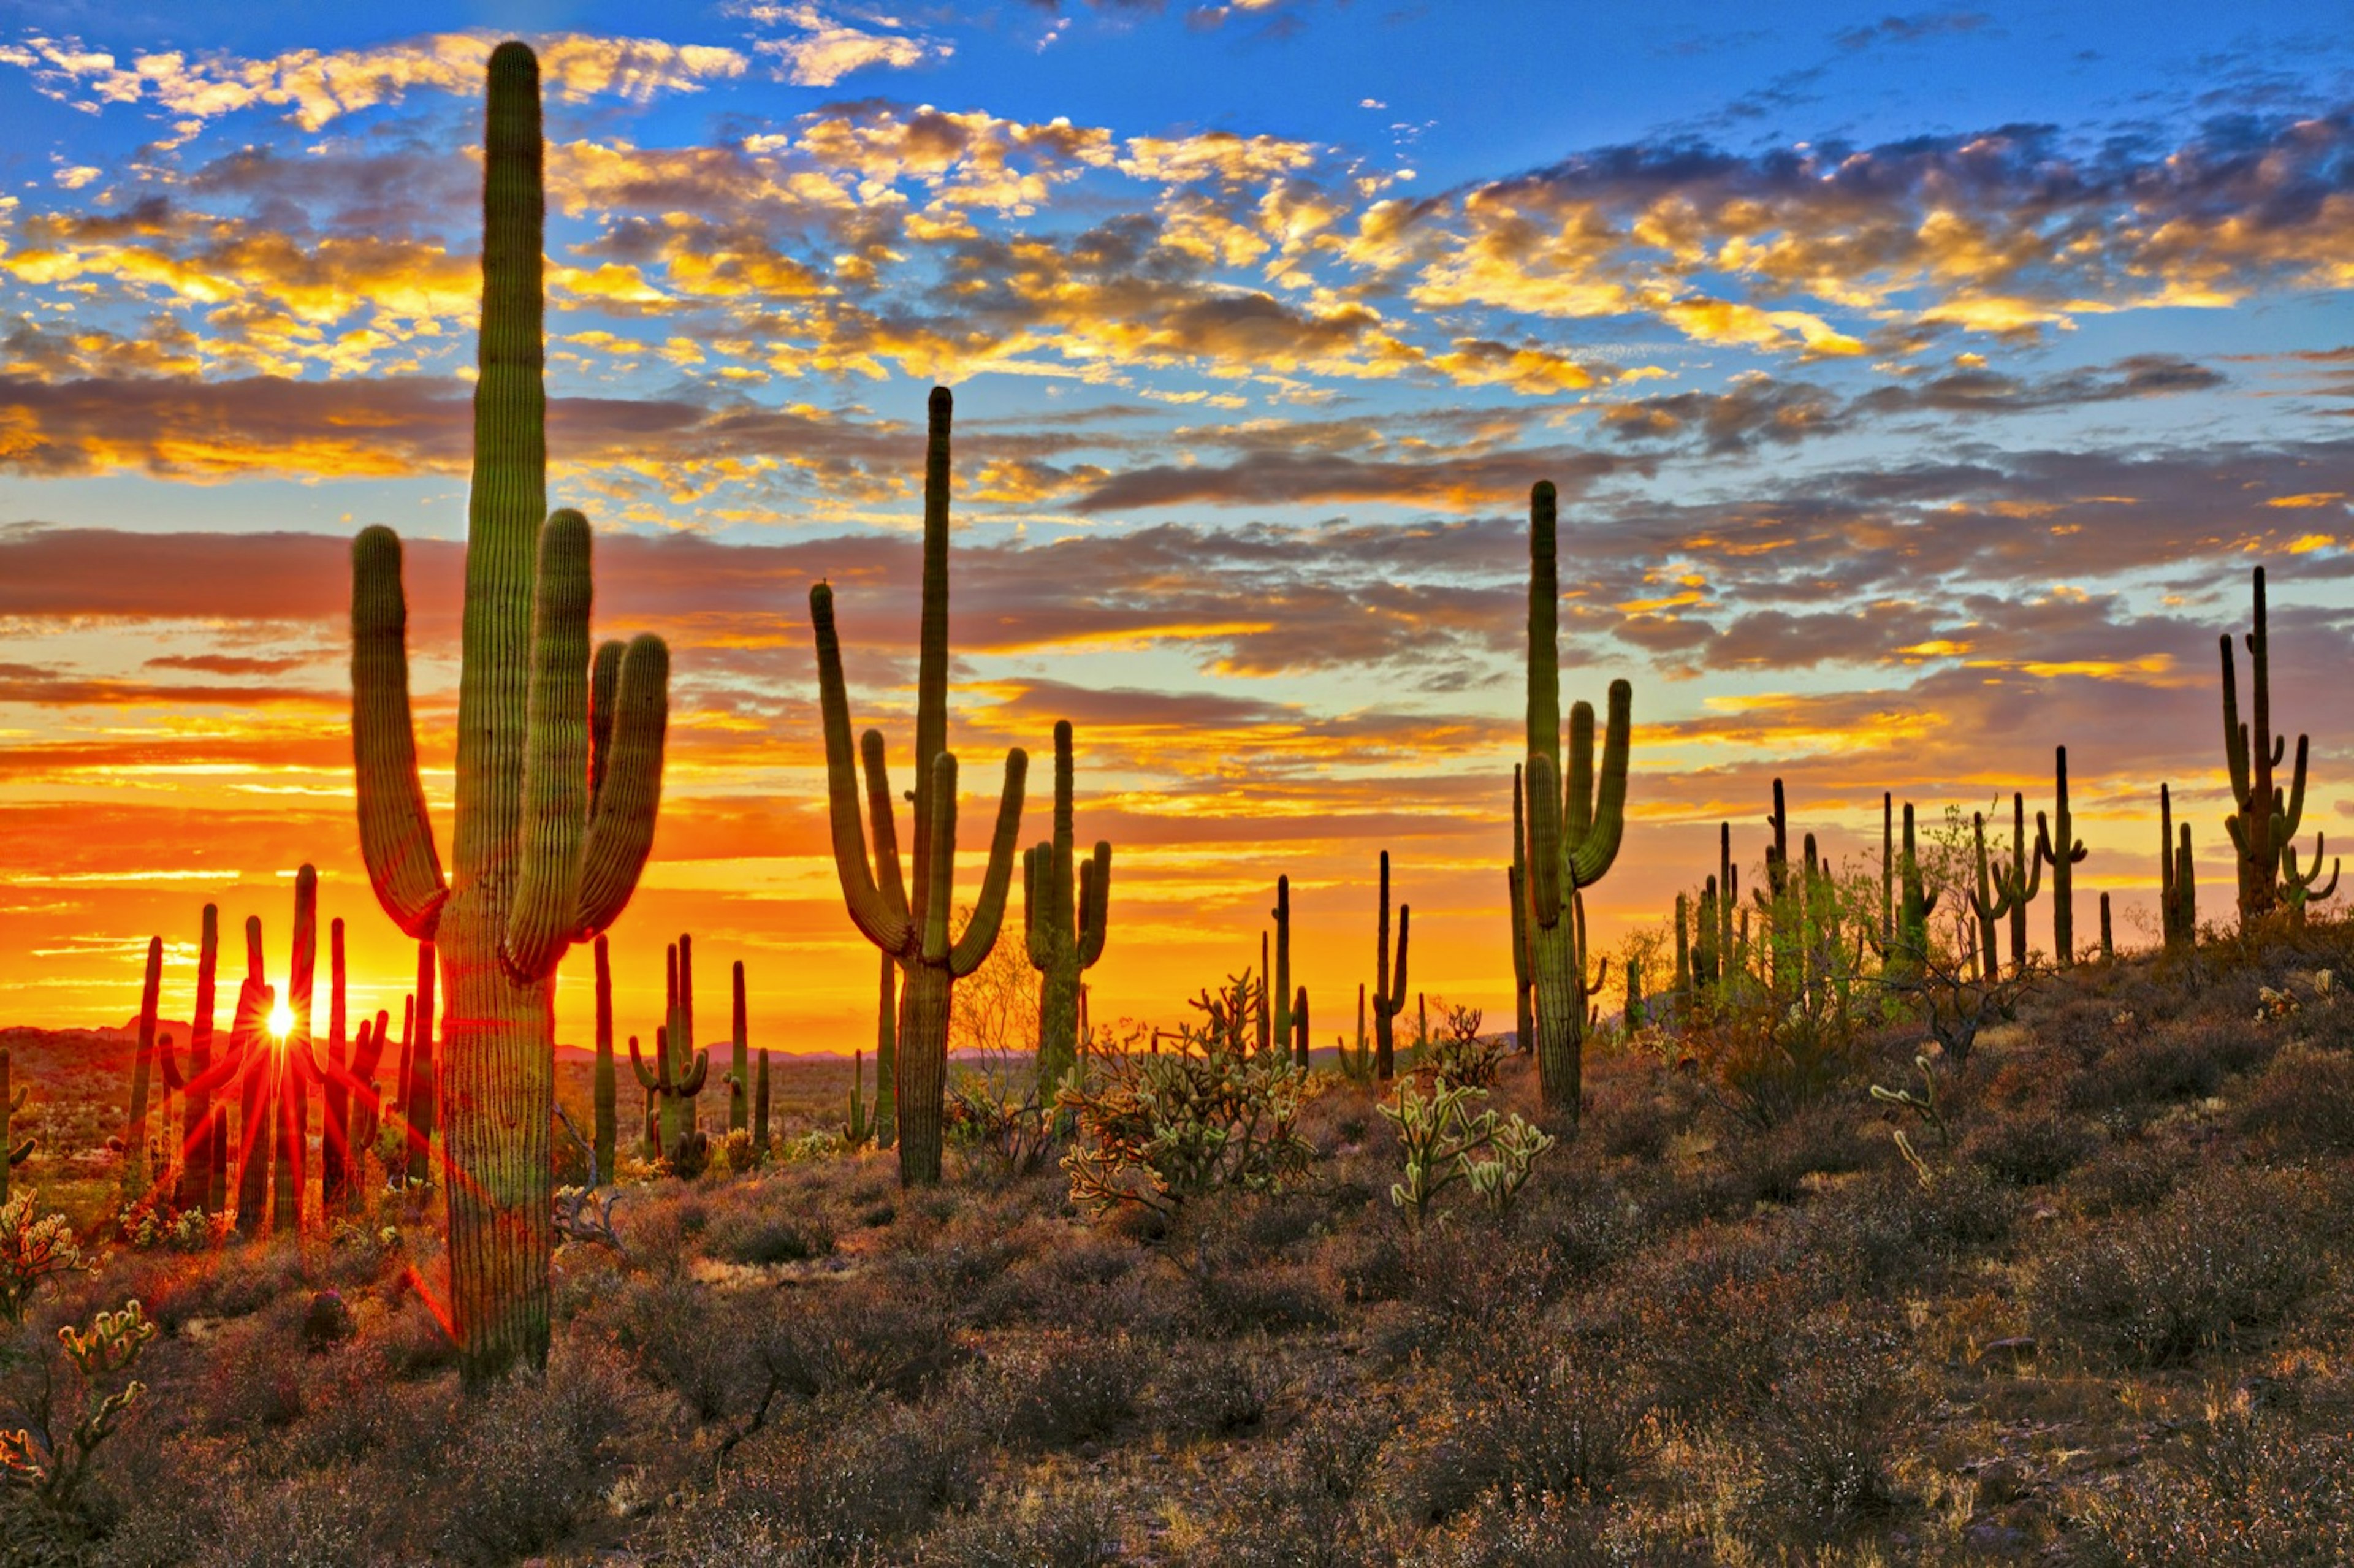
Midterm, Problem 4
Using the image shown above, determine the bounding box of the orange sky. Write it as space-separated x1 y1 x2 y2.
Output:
4 9 2353 1048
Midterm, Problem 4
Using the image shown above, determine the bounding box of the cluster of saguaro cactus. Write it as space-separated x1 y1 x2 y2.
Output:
348 42 670 1385
1515 480 1632 1117
631 937 709 1171
2220 565 2317 924
1 1049 31 1206
1967 810 2027 981
2158 784 2196 952
1025 720 1111 1102
1371 851 1410 1079
2035 747 2089 967
810 387 1027 1187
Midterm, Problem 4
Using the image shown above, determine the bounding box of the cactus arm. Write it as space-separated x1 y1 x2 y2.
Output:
948 748 1030 980
921 753 959 968
588 637 622 810
1525 480 1560 769
1567 680 1633 887
505 510 593 980
572 633 669 939
1563 701 1594 847
676 1049 709 1097
628 1033 664 1093
858 729 912 922
1023 844 1048 966
1525 752 1563 927
350 525 449 940
2277 733 2311 845
2220 634 2250 804
2287 833 2340 902
1076 842 1110 969
809 582 913 954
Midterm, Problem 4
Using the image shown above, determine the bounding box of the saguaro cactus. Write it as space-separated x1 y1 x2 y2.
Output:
872 951 896 1151
1891 802 1938 972
593 937 616 1183
401 940 437 1189
1269 877 1293 1062
2035 747 2089 967
809 387 1027 1187
1880 793 1894 950
1509 767 1534 1054
1517 480 1632 1117
2220 565 2309 924
122 936 162 1200
271 865 318 1236
1371 851 1410 1079
342 1010 389 1214
1 1049 33 1205
158 905 219 1211
1024 720 1110 1101
728 961 750 1134
231 919 275 1238
348 44 670 1385
753 1048 771 1158
319 918 350 1212
1990 791 2041 971
1292 986 1309 1067
2159 784 2196 953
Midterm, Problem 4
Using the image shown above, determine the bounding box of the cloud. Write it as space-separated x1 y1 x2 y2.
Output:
742 5 952 87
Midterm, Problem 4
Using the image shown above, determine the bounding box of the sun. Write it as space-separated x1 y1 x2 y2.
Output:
269 1000 293 1041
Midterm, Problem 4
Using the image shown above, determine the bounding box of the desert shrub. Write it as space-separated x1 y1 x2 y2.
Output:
2070 1138 2185 1217
0 1192 86 1325
1716 1102 1873 1208
1695 989 1864 1130
2237 1046 2354 1158
1148 1341 1282 1439
916 1483 1122 1568
1746 1316 1906 1537
2075 1395 2354 1566
1590 1085 1677 1162
703 1206 835 1266
1057 1028 1317 1216
2034 1166 2332 1366
1806 1163 2014 1290
1396 1344 1654 1522
1207 1397 1395 1567
948 1331 1148 1450
2072 1015 2274 1117
1195 1258 1340 1336
432 1349 636 1564
1968 1112 2098 1186
1407 1490 1712 1567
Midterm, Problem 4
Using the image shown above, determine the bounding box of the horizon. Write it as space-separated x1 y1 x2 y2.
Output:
2 1 2351 1049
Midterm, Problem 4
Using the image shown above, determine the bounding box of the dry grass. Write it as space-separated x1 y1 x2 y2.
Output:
7 919 2354 1563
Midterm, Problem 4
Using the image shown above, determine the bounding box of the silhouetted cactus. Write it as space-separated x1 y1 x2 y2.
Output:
2160 783 2196 953
1024 720 1110 1102
2035 748 2089 967
1990 791 2041 971
271 865 317 1236
1292 986 1309 1068
1371 851 1410 1079
1674 891 1692 1010
230 919 274 1238
154 906 219 1211
122 936 162 1200
1 1049 32 1205
593 937 616 1183
342 1008 389 1214
347 43 669 1384
809 387 1027 1187
1509 767 1533 1054
872 951 896 1151
2284 835 2339 924
2100 892 2114 961
1891 802 1938 972
399 940 436 1191
728 960 750 1135
2220 565 2312 924
1518 481 1632 1117
318 918 349 1213
1269 876 1293 1063
1880 793 1894 950
845 1050 872 1150
753 1048 771 1158
1967 810 2032 982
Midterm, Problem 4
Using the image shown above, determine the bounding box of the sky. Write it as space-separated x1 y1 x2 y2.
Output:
2 0 2352 1051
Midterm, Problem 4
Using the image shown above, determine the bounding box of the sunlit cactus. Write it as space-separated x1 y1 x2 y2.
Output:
398 940 437 1191
1024 720 1111 1102
1371 851 1411 1079
230 918 275 1238
154 905 219 1212
316 918 350 1212
341 1008 389 1215
346 42 669 1384
2032 747 2090 967
631 940 709 1168
1673 891 1692 1011
1517 480 1632 1117
809 387 1028 1187
1 1049 32 1206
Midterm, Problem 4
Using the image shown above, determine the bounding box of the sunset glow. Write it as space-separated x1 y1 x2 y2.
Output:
2 3 2351 1049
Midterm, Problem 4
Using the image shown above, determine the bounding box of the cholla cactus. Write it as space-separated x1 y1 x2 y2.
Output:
1378 1078 1554 1230
0 1191 87 1323
1 1299 155 1509
1056 1025 1315 1216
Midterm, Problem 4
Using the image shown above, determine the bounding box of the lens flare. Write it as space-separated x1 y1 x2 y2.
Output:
269 1001 293 1040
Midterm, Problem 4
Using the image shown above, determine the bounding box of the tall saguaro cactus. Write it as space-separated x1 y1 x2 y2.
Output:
122 936 162 1200
161 905 219 1212
1371 851 1410 1079
1269 876 1293 1062
272 865 317 1236
2035 747 2089 968
2159 783 2196 953
347 44 670 1386
1509 767 1534 1053
809 388 1029 1186
1024 719 1111 1100
728 960 750 1134
1990 791 2041 971
1517 481 1632 1117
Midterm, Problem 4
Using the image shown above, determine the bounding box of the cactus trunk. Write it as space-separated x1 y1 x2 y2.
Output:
2 1049 32 1205
123 935 162 1201
729 960 748 1133
321 918 350 1214
1025 720 1111 1102
593 937 616 1184
874 950 896 1150
1372 850 1409 1079
753 1048 771 1157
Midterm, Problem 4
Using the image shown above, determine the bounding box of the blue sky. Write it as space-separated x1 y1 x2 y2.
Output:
2 0 2352 1040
